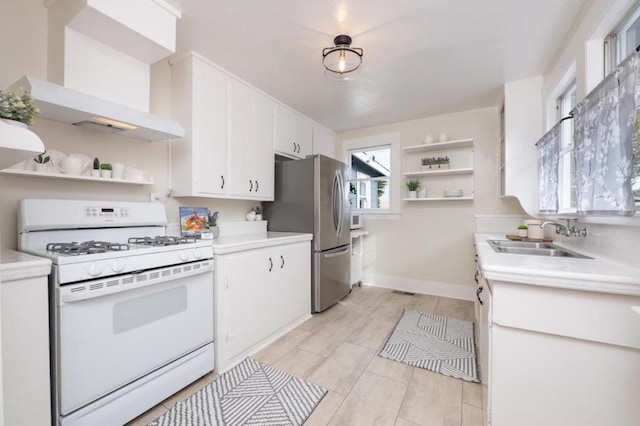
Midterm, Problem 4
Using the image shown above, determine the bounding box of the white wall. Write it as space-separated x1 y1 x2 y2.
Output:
0 0 256 250
338 107 526 299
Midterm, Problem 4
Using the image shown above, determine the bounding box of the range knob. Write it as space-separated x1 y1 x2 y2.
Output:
179 251 190 262
193 249 203 260
87 262 104 277
110 259 126 273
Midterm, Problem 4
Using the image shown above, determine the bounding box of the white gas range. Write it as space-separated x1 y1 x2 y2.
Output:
18 199 215 426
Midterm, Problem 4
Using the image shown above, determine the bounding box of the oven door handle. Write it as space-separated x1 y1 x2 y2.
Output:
60 260 213 304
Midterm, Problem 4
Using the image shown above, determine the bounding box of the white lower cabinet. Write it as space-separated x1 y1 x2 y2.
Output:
481 277 640 426
215 241 311 372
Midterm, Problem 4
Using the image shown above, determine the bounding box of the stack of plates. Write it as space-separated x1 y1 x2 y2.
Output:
444 189 463 197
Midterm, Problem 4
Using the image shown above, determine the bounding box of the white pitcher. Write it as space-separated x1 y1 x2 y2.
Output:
57 155 91 175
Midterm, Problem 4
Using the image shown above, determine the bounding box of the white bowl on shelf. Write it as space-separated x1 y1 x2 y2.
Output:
443 189 463 197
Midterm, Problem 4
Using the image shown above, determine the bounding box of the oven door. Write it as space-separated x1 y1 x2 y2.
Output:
54 260 214 416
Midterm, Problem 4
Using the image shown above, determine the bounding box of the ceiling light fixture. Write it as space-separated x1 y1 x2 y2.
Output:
322 34 363 81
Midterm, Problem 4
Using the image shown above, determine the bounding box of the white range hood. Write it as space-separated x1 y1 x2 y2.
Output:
12 76 184 141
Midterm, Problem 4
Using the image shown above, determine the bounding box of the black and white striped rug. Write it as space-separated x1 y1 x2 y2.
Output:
149 358 326 425
379 309 479 382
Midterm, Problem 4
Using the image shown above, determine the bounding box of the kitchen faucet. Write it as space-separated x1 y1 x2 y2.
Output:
540 218 587 237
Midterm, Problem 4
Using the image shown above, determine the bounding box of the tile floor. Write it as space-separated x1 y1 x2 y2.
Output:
128 285 482 426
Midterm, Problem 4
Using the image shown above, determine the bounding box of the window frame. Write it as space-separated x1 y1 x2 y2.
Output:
341 132 401 216
556 80 577 213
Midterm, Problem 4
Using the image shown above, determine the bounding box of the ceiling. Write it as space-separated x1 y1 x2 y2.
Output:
167 0 587 132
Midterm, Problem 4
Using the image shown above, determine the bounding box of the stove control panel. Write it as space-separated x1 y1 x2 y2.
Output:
83 207 130 219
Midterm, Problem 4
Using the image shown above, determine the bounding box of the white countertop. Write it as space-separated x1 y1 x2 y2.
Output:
212 232 312 254
0 249 52 283
475 233 640 296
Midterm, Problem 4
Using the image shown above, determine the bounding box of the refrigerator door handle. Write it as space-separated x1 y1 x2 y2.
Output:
323 247 350 258
336 169 345 238
331 170 340 236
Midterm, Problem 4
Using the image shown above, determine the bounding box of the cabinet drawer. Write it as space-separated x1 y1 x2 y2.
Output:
491 280 640 349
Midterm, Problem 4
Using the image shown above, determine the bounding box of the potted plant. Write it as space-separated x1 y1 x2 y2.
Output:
100 163 112 178
33 151 50 172
207 210 220 239
517 224 528 237
406 179 421 198
92 158 101 177
0 88 39 127
254 205 262 221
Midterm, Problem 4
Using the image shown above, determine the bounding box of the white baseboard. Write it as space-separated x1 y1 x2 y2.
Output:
361 273 475 301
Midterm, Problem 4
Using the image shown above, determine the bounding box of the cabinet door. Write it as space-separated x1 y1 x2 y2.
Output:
194 59 228 196
274 104 312 159
251 93 275 200
223 249 273 358
170 55 228 197
313 125 336 159
228 81 275 200
227 79 255 198
274 242 311 328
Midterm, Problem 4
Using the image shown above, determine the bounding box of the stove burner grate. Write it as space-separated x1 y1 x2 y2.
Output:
127 236 197 246
46 241 130 255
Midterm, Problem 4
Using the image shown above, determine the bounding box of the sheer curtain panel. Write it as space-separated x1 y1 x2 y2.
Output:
537 122 561 213
572 51 638 216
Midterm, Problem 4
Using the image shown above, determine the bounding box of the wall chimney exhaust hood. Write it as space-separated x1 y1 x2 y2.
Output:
12 76 185 141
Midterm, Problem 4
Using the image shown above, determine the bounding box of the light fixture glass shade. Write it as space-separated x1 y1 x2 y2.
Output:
323 35 363 81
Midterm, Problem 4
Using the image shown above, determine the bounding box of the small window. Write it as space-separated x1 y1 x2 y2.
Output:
557 81 577 211
348 146 391 211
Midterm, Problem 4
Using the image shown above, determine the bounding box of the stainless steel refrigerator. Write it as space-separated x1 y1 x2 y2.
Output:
263 155 351 312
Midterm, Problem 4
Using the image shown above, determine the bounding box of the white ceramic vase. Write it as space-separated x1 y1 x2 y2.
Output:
34 163 48 172
101 170 112 178
408 191 417 198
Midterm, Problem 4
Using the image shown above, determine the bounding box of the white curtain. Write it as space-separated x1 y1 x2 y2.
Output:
572 51 638 216
537 122 561 213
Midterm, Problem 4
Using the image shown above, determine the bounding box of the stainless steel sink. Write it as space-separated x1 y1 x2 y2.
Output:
487 240 592 259
489 240 556 249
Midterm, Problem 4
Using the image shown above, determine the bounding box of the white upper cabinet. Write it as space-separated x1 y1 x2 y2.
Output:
228 79 275 200
170 52 274 200
312 125 337 159
171 54 228 197
274 104 313 159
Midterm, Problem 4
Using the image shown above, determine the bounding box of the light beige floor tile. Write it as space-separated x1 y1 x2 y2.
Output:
435 297 475 322
394 418 421 426
370 300 406 323
161 371 218 409
346 317 396 351
399 368 462 426
125 404 167 425
252 328 312 365
367 356 414 384
328 371 407 426
304 391 345 426
385 291 416 307
298 303 349 332
351 288 389 308
272 347 325 379
307 342 375 395
297 321 355 357
297 313 334 333
333 303 377 328
462 380 482 408
408 294 439 314
462 403 484 426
